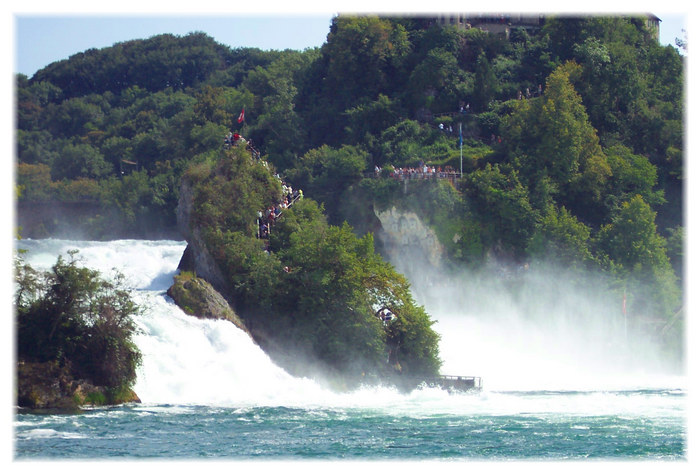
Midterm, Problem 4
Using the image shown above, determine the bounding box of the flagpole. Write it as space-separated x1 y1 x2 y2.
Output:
459 122 463 178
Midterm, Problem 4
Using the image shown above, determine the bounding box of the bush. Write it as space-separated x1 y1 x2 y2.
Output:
15 250 142 390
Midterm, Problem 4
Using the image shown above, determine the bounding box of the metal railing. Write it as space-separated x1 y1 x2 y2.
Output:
364 171 461 183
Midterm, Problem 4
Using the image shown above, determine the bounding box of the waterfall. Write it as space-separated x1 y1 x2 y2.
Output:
16 239 330 406
16 238 684 407
16 239 452 409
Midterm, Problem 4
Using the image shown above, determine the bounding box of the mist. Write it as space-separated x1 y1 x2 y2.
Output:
385 243 685 392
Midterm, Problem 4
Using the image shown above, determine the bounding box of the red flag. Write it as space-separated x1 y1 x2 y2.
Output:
237 107 245 123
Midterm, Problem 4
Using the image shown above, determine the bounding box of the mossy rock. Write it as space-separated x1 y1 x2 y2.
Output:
167 271 250 335
16 361 140 410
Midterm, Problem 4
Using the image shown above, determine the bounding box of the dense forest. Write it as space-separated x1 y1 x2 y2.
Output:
16 15 685 365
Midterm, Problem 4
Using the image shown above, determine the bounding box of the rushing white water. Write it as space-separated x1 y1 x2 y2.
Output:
18 239 333 406
17 239 686 414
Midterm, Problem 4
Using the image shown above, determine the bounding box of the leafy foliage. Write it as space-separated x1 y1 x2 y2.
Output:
595 195 680 319
501 62 611 220
15 251 142 390
464 163 536 258
285 145 367 223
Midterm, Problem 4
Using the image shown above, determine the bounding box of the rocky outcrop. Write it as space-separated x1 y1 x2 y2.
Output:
167 272 250 336
16 361 140 410
374 205 444 268
176 178 231 297
173 177 253 339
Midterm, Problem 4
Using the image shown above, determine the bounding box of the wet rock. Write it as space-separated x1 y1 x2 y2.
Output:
167 272 250 336
16 361 140 410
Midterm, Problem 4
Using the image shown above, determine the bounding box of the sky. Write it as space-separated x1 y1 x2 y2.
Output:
13 15 335 77
8 2 690 78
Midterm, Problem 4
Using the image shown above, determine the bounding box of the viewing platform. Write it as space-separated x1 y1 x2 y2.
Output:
404 375 483 393
429 375 483 392
363 170 461 185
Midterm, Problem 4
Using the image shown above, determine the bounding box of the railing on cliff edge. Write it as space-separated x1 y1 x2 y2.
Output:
422 375 483 392
363 170 461 186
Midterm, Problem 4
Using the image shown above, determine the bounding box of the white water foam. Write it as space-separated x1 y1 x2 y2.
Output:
18 239 333 406
16 239 685 415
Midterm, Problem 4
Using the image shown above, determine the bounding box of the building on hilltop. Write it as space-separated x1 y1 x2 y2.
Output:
434 13 545 38
644 14 661 41
433 13 661 42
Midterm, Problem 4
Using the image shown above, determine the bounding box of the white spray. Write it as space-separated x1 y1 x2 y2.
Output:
388 244 685 392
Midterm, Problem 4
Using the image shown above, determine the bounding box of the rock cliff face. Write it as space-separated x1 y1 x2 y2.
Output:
176 178 231 297
173 177 256 341
374 205 444 273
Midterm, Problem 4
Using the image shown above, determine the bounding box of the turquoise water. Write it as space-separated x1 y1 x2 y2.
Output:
14 389 685 459
14 239 687 461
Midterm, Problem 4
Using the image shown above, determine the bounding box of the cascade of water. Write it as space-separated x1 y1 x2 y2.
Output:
17 239 333 405
16 238 684 409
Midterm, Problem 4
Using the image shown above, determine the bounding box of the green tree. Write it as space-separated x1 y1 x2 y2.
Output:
189 145 281 237
52 142 112 180
45 97 104 137
278 221 440 378
16 163 55 201
286 145 367 223
501 62 611 220
101 135 134 171
597 195 669 274
298 15 410 146
527 205 595 268
472 52 498 111
16 130 60 166
375 119 446 167
596 195 680 319
243 50 317 168
664 225 684 281
322 16 410 108
408 47 465 112
343 94 400 147
193 85 234 127
100 170 155 231
16 78 62 130
15 251 141 391
464 163 535 257
603 143 664 211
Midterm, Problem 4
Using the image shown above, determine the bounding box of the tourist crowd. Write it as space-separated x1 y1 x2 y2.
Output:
376 163 460 181
223 130 304 243
257 182 303 240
